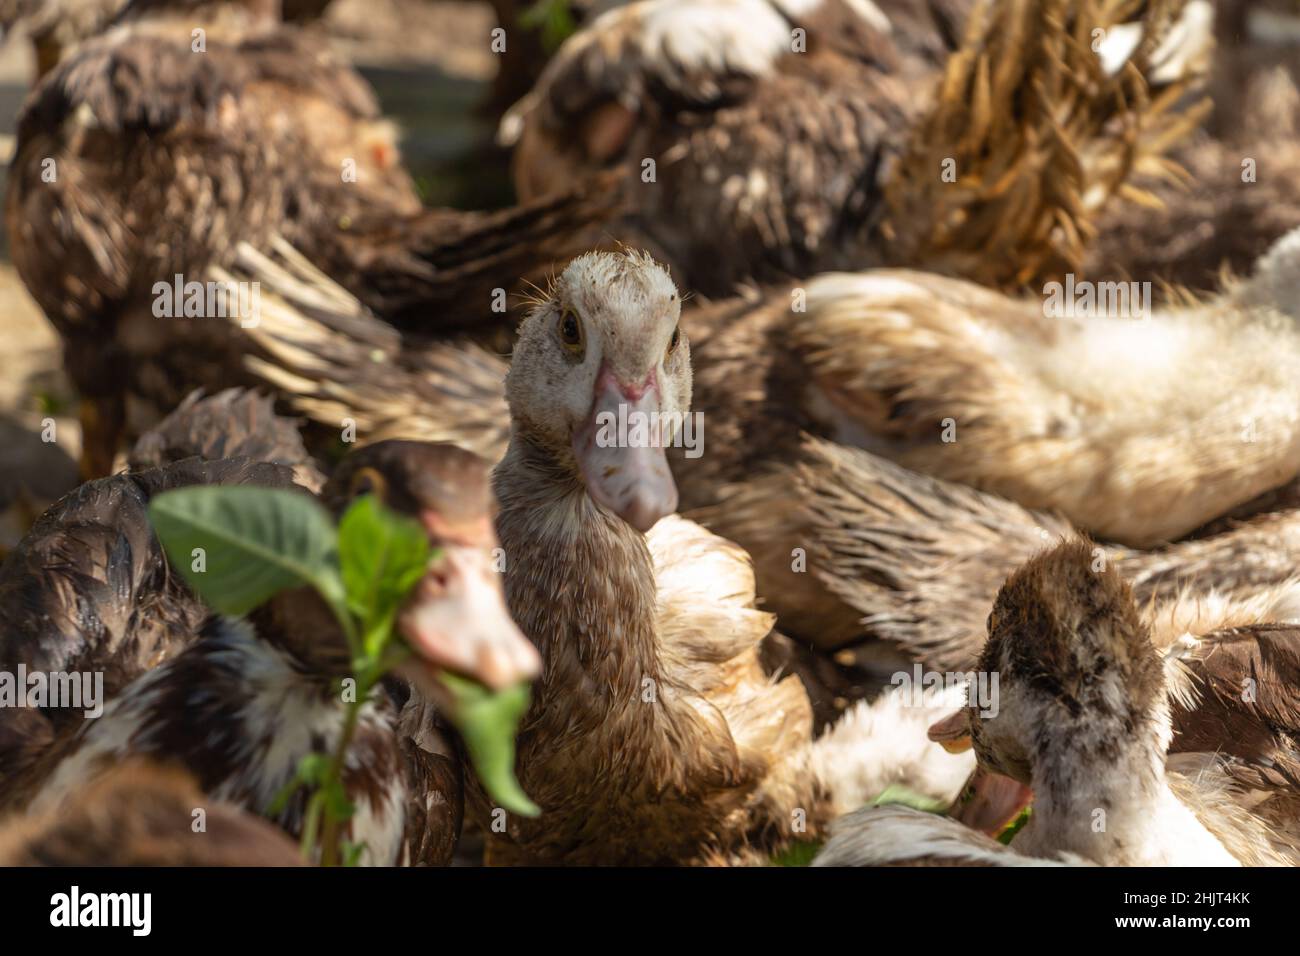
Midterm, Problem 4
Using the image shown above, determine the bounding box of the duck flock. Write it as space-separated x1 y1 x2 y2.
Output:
0 0 1298 869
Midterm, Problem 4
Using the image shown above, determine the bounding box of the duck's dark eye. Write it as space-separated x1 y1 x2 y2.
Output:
349 466 387 501
668 326 681 352
557 309 584 356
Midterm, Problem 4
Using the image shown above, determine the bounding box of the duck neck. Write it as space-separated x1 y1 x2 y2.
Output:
494 432 666 788
1021 703 1235 865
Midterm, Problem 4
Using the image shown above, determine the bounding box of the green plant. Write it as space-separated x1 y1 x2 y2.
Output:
148 486 537 866
520 0 578 52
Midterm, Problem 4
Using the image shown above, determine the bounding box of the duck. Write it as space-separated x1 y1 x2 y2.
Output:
228 201 1300 557
680 216 1300 562
0 420 540 865
501 0 1206 296
0 759 305 865
1086 2 1300 291
472 248 971 864
5 0 619 476
127 386 325 491
920 539 1300 866
714 434 1300 683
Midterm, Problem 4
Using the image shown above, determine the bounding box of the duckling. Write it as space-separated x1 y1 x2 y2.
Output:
2 439 539 865
479 249 970 865
0 760 304 865
502 0 1203 295
6 0 618 476
927 539 1300 866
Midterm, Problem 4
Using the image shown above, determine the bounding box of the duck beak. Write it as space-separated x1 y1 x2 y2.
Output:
397 543 541 692
927 709 973 754
951 770 1035 837
573 364 678 532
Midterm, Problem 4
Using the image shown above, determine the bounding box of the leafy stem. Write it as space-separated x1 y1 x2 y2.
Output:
149 486 539 867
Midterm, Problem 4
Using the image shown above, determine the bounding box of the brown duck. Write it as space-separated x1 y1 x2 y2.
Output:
5 0 618 476
0 405 537 864
502 0 1205 296
920 540 1300 866
474 249 970 865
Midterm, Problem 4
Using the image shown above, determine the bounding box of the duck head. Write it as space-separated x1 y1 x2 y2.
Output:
505 250 691 532
321 440 541 692
929 539 1167 816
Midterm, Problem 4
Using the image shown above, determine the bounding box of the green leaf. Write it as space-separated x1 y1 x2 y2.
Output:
340 840 367 867
337 495 430 655
149 486 344 617
441 673 539 817
997 805 1032 845
871 784 950 815
769 841 824 867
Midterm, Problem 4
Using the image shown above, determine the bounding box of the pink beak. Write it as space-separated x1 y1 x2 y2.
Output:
572 364 679 532
397 543 540 691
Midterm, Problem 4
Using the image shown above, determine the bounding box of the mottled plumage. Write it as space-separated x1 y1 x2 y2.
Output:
504 0 1202 295
481 250 964 864
6 0 617 473
0 760 305 866
961 541 1300 866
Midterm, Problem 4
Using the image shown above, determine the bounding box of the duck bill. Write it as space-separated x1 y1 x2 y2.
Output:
573 366 678 532
927 709 973 754
951 770 1035 837
397 544 540 693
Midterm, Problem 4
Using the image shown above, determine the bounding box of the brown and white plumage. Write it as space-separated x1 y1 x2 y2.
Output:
6 0 617 474
1 433 537 865
0 760 305 866
726 435 1300 677
503 0 1203 296
947 541 1300 866
479 250 968 864
0 454 297 774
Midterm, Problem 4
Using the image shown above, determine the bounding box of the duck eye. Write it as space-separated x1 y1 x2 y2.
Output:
668 326 681 354
557 309 584 356
349 466 387 501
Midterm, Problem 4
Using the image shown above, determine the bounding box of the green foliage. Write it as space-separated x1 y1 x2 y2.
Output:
440 673 539 817
769 841 824 867
149 486 537 863
997 805 1032 845
149 487 346 619
521 0 578 51
871 784 951 815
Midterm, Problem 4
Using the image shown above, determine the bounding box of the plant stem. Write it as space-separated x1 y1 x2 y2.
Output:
318 690 366 867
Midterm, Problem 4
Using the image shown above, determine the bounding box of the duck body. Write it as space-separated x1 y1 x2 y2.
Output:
23 611 458 865
0 409 537 864
0 759 305 866
475 250 971 864
489 448 819 864
0 455 297 771
7 0 617 474
506 0 1204 296
958 540 1300 866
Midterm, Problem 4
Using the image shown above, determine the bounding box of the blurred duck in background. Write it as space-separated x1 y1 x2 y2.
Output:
5 0 619 478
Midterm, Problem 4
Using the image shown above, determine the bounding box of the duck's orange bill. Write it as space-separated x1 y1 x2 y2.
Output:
927 709 972 754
